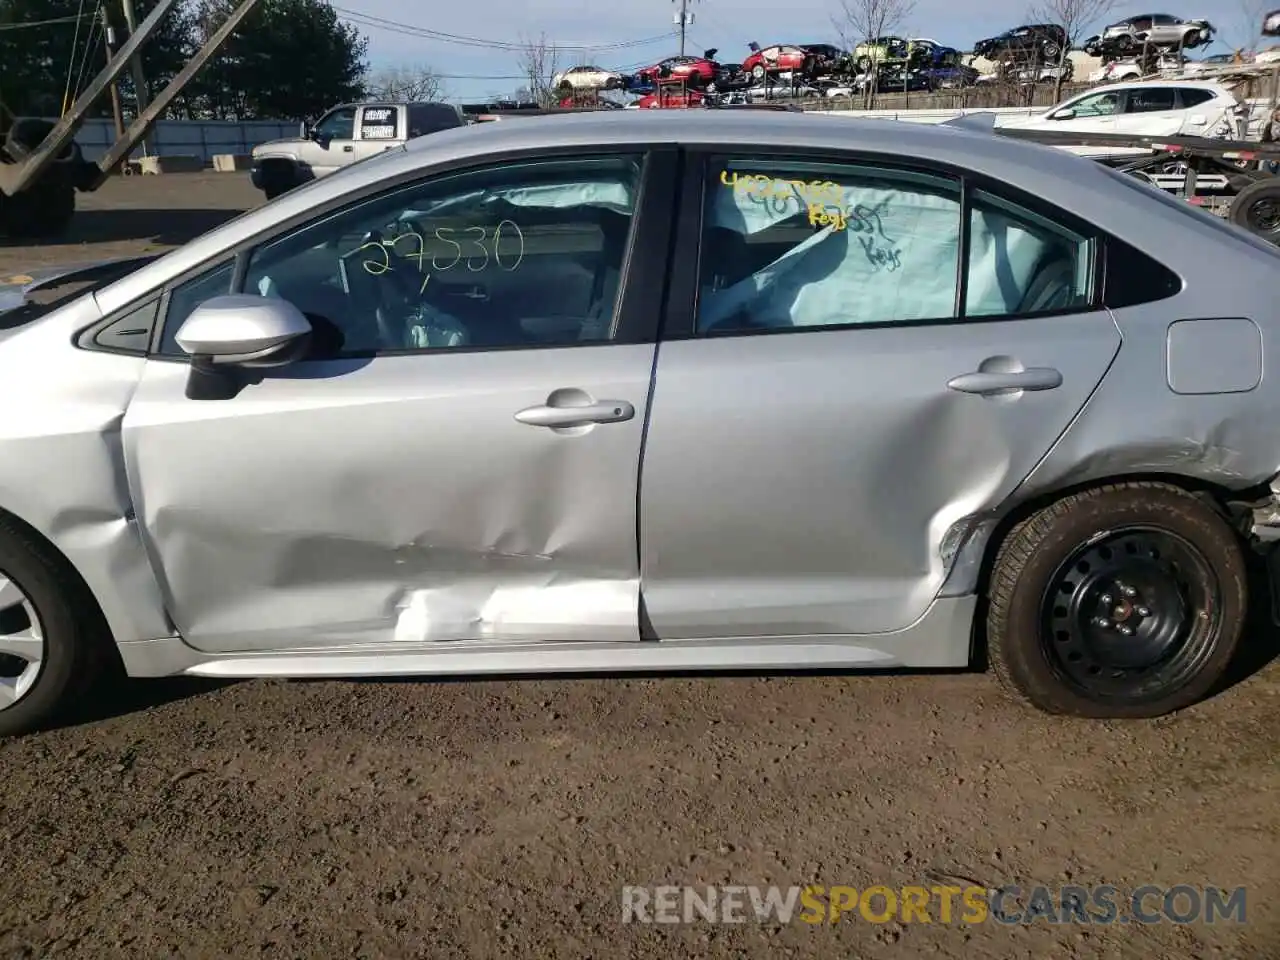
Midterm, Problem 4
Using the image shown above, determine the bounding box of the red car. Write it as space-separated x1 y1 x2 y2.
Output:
742 43 810 80
634 88 707 108
632 50 721 87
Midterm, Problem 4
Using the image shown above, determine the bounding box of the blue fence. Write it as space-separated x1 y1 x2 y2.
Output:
56 118 297 163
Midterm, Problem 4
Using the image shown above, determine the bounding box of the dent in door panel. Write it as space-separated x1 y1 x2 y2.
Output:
122 348 653 652
639 317 1121 639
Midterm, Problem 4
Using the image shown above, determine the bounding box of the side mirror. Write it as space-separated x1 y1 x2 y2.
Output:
176 295 312 367
298 120 309 138
1053 108 1076 120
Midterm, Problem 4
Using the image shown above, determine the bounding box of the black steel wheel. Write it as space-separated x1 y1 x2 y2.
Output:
1040 527 1220 701
987 482 1247 718
1229 178 1280 241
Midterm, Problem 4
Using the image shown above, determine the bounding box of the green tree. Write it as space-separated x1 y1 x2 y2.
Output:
0 0 195 119
187 0 368 119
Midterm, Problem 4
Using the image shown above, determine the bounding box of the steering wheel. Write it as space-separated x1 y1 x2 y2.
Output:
339 229 414 349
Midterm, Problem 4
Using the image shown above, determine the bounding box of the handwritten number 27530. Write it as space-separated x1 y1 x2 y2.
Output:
360 220 525 276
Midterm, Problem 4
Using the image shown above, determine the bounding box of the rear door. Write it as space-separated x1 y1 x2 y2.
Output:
638 151 1121 640
1115 86 1185 135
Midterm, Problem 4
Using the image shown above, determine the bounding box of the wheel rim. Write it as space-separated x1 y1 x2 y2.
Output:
0 572 44 711
1039 526 1221 702
1244 196 1280 235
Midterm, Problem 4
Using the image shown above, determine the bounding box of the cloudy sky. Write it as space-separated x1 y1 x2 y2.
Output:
333 0 1266 100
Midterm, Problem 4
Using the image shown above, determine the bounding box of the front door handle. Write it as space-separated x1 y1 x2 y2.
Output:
947 368 1062 395
514 400 635 428
343 144 354 152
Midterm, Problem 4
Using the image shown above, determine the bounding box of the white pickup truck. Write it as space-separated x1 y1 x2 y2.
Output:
250 101 468 200
996 80 1249 160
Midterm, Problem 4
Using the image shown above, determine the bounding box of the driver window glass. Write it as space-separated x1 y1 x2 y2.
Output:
157 259 235 354
1070 93 1119 117
159 156 643 357
315 108 355 140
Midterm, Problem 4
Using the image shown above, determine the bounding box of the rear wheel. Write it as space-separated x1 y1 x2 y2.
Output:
1229 178 1280 243
987 483 1247 718
0 518 110 737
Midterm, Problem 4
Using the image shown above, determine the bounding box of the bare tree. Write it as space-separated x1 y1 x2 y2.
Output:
832 0 916 108
1233 0 1270 55
517 33 563 107
370 65 446 102
1028 0 1119 102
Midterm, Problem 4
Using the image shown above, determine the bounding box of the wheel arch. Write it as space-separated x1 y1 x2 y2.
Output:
0 494 174 656
0 504 122 668
973 471 1261 602
964 470 1265 666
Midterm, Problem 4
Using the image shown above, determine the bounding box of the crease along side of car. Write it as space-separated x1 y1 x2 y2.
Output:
121 153 667 652
639 157 1120 642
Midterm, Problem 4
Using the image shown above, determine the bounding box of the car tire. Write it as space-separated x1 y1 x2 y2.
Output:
986 482 1247 718
751 64 766 81
1229 178 1280 242
0 517 111 738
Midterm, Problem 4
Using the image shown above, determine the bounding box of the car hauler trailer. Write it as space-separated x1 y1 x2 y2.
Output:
986 125 1280 243
0 0 263 240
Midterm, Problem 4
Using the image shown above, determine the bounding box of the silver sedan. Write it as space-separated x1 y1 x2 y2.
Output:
1 109 1278 734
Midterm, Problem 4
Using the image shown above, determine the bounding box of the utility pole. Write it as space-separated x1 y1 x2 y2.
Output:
673 0 694 55
101 9 126 139
119 0 154 155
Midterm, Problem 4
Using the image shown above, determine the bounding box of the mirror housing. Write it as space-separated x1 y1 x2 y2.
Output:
1053 107 1076 120
176 294 312 367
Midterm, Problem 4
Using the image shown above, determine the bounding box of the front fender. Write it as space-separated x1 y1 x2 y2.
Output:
0 296 172 646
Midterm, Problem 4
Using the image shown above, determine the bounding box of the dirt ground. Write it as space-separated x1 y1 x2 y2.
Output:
0 174 1278 959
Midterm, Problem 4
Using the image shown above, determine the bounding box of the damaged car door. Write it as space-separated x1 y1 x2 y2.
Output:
639 154 1120 641
121 150 672 653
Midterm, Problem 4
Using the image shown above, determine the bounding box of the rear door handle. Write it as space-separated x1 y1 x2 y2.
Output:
947 368 1062 395
514 400 635 427
343 145 354 152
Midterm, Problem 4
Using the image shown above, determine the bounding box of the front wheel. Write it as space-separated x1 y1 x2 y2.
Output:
986 483 1247 718
750 64 766 81
0 519 111 737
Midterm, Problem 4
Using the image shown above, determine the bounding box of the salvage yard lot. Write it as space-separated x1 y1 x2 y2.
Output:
0 173 1278 958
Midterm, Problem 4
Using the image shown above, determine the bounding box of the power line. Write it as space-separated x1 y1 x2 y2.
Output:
332 6 675 52
0 13 95 30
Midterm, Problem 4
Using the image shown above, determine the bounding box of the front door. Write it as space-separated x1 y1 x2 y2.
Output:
639 153 1120 639
298 105 357 177
122 150 671 653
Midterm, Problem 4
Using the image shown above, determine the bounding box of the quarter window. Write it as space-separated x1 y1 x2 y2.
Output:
157 156 643 357
1178 88 1215 108
964 189 1093 317
696 159 962 332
